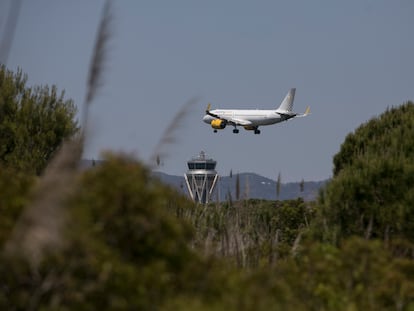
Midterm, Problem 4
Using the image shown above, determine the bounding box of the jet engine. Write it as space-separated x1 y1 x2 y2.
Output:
211 119 226 129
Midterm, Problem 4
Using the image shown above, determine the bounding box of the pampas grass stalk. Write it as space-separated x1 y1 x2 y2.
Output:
150 97 198 168
4 0 113 268
0 0 23 64
4 138 83 267
83 0 113 130
291 230 302 257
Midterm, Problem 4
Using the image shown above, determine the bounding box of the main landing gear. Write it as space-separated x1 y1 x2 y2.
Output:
213 126 260 134
231 127 261 134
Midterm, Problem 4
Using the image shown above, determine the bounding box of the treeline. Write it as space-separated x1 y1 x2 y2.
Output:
1 66 414 310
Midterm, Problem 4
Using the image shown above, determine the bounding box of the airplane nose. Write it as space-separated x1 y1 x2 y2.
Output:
203 115 212 123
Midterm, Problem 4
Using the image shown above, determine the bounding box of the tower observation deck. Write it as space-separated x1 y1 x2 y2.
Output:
184 151 219 204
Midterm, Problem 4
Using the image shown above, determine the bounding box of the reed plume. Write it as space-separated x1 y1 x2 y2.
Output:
4 138 83 267
149 97 199 168
4 0 113 268
0 0 23 64
83 0 113 130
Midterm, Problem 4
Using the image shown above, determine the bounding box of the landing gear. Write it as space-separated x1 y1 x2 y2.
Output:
254 129 261 134
214 129 217 133
233 128 239 134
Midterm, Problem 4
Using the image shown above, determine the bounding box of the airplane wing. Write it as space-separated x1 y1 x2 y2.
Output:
206 112 252 126
226 117 252 126
205 110 220 119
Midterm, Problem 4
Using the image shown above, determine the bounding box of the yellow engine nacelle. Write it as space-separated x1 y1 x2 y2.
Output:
211 119 226 129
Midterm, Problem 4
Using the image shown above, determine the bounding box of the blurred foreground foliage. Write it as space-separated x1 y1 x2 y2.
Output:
1 69 414 310
2 152 414 310
0 155 414 310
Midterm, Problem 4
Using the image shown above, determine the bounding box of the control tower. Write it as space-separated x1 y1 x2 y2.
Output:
184 151 219 204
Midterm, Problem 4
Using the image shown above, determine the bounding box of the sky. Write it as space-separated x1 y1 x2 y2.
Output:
2 0 414 182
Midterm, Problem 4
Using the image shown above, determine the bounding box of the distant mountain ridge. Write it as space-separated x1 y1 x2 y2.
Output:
80 160 326 201
153 171 327 202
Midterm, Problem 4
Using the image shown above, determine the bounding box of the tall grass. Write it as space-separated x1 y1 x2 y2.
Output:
174 198 312 268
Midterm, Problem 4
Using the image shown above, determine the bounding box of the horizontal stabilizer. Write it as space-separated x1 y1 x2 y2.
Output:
297 106 311 117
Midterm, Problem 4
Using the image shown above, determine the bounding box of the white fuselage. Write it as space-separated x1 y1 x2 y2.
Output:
202 88 307 134
203 109 288 126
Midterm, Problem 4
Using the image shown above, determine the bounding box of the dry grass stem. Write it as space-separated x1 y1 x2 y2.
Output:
150 97 199 168
4 138 83 267
0 0 23 64
291 230 303 257
83 0 113 129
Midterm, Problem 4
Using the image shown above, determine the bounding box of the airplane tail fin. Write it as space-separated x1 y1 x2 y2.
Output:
276 88 296 113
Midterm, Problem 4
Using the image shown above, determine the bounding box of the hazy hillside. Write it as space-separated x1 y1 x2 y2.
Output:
80 160 326 201
153 171 326 202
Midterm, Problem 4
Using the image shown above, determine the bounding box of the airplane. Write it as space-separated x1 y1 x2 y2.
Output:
202 88 310 134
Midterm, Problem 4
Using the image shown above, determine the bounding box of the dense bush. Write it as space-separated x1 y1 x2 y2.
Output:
0 166 33 245
318 102 414 243
0 154 227 310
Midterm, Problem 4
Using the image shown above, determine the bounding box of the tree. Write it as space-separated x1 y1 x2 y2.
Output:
276 172 282 199
0 65 78 175
318 102 414 243
299 178 304 193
